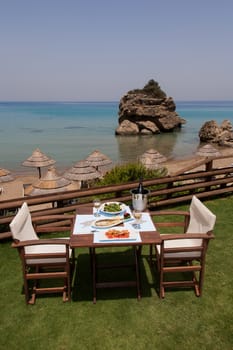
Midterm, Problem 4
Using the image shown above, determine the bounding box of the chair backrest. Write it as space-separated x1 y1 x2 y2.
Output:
10 202 39 241
186 195 216 234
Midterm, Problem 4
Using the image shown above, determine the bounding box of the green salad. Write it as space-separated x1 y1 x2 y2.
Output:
103 202 122 212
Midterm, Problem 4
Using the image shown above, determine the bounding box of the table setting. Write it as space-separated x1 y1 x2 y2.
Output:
73 200 156 244
70 199 160 303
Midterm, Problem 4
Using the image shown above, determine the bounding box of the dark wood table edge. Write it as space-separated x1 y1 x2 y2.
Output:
70 231 161 248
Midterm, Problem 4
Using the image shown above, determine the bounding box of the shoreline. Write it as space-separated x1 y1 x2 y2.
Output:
1 147 233 201
1 100 233 175
8 146 233 175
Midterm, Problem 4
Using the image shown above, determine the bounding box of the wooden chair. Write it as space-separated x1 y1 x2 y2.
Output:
150 196 216 298
10 202 75 304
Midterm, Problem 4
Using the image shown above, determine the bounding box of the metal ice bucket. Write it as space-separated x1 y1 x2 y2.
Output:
131 188 150 211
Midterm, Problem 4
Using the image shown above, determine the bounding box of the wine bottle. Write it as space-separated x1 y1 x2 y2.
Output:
137 177 144 194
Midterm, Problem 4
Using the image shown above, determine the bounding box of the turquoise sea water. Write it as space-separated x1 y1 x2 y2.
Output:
0 101 233 173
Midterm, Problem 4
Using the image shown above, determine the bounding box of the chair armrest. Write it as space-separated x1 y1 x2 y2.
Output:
160 233 214 241
150 210 190 231
150 210 190 217
12 238 70 248
159 233 214 255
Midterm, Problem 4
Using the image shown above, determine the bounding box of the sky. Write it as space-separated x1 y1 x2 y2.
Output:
1 0 233 101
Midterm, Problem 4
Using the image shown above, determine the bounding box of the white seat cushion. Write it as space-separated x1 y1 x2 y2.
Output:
156 237 202 258
25 240 72 265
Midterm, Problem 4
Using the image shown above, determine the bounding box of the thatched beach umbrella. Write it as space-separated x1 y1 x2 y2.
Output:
24 167 77 196
196 144 221 158
64 160 102 188
196 144 221 171
85 150 112 174
22 148 56 178
0 167 14 183
139 148 167 169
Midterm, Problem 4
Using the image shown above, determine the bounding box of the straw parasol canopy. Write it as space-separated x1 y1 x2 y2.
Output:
196 144 221 158
196 144 222 172
85 150 112 173
22 148 56 178
0 167 14 183
64 160 101 187
139 148 167 169
24 167 78 196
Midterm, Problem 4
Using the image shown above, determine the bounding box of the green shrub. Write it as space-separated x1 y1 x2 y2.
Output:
97 162 167 186
130 79 167 99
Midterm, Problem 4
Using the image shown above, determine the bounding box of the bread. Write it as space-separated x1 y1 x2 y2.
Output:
94 218 122 227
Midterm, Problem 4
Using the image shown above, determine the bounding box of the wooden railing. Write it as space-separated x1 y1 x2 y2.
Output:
1 165 233 240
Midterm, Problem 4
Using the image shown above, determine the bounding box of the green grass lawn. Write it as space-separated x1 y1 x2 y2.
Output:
1 196 233 350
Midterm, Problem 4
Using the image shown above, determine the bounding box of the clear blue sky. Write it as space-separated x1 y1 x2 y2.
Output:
1 0 233 101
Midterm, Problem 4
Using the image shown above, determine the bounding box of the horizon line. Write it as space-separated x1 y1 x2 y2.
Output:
1 99 233 103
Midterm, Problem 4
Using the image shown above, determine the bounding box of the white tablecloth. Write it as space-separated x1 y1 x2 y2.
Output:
73 211 156 235
125 212 156 232
73 215 95 234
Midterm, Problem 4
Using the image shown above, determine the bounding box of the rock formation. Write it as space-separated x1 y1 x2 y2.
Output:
199 120 233 146
115 80 185 135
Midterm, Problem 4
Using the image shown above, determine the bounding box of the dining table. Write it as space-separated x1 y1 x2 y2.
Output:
70 203 161 303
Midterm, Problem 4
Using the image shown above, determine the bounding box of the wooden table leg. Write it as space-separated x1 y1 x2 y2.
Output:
90 248 97 304
134 246 142 300
90 246 142 303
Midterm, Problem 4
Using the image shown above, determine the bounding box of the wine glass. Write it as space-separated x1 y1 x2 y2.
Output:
93 198 101 217
133 210 142 229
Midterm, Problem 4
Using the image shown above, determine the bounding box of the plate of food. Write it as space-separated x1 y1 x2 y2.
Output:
123 212 133 222
99 202 126 216
92 217 123 229
105 228 131 239
94 227 141 242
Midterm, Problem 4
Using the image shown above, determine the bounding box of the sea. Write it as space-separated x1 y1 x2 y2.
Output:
0 100 233 174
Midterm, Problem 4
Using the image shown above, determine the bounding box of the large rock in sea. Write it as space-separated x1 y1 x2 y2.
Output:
115 80 185 135
199 120 233 146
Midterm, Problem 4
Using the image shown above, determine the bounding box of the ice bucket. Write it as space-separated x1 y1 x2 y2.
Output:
131 188 150 211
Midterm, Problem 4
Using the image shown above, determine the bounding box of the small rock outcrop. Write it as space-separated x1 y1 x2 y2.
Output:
199 119 233 146
115 80 185 135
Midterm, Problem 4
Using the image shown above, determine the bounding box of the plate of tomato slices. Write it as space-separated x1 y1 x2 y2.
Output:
105 228 130 239
93 227 140 242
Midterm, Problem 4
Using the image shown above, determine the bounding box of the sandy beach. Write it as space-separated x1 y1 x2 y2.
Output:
1 147 233 202
164 147 233 173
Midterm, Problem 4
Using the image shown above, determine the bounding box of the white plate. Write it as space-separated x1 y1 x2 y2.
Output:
94 227 141 243
99 202 126 216
92 218 123 229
